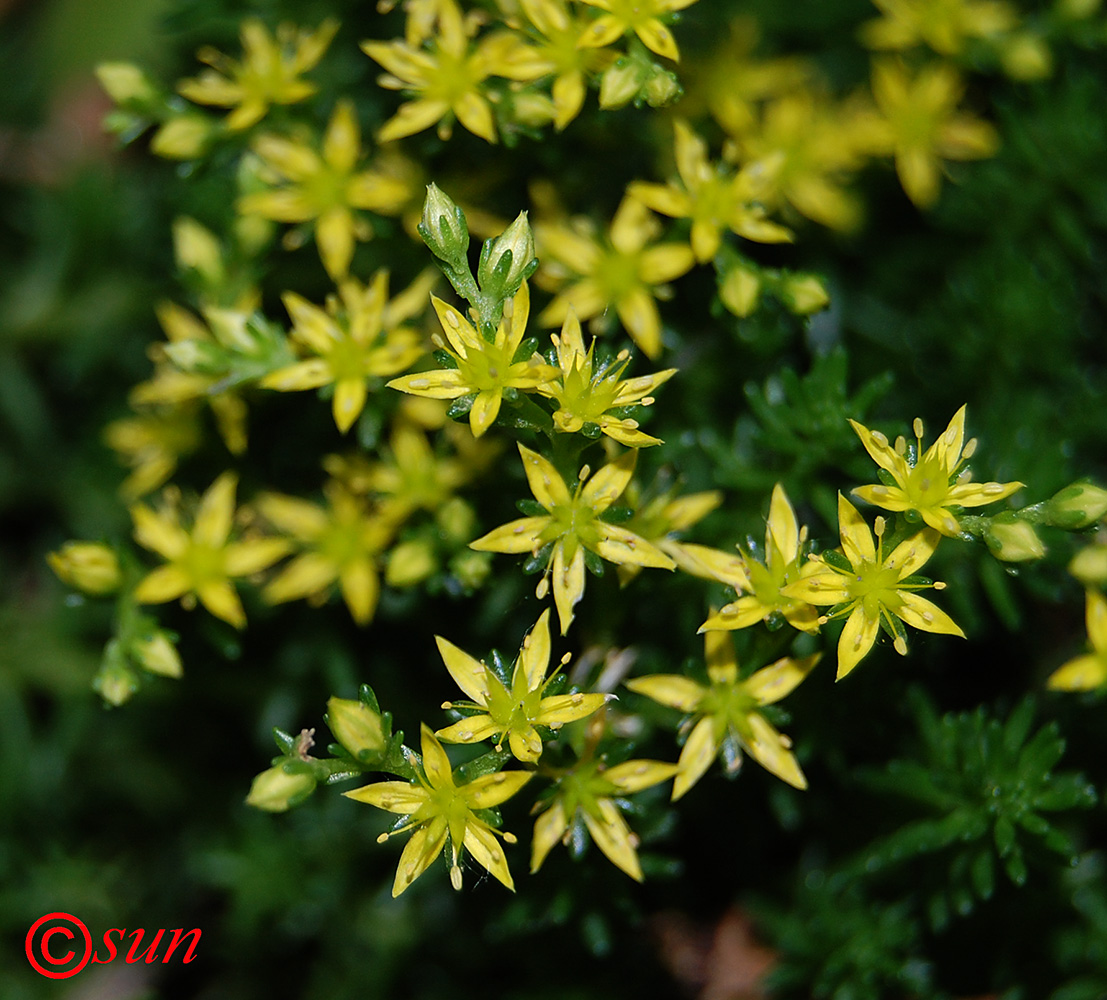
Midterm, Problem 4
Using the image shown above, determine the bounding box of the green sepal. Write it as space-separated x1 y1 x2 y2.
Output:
599 505 633 524
517 498 547 516
433 349 459 369
523 542 553 574
821 549 853 573
447 393 477 419
511 336 540 364
583 547 605 578
455 747 513 785
272 727 297 755
360 683 381 715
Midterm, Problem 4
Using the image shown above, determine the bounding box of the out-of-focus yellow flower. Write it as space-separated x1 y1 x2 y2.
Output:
535 310 676 446
388 283 559 438
470 444 674 633
700 483 819 636
531 755 679 880
726 92 865 231
576 0 699 63
850 405 1022 537
104 406 204 500
1048 590 1107 691
344 724 531 896
497 0 617 129
363 0 534 143
536 195 695 358
683 17 811 138
782 494 964 679
435 608 609 761
860 0 1017 56
257 483 398 625
131 473 290 629
630 119 792 263
177 18 338 130
47 542 123 595
854 59 999 208
237 101 412 279
618 484 749 587
260 271 427 434
627 630 819 798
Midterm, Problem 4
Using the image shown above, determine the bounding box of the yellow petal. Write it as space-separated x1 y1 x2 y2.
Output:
616 287 662 359
508 727 544 763
581 450 635 511
419 724 454 789
668 543 750 589
260 360 334 393
378 98 451 144
339 556 380 625
469 516 549 554
699 597 769 632
837 493 875 567
895 593 965 637
635 19 680 61
672 716 717 801
603 758 680 794
435 635 490 704
767 483 800 562
531 801 568 873
836 607 880 679
392 815 447 897
848 418 905 479
519 608 553 691
1086 589 1107 654
133 565 191 604
744 713 806 789
436 715 501 744
197 580 247 629
885 530 940 578
323 99 361 175
583 799 642 881
468 389 502 437
519 443 572 509
333 376 368 433
461 770 532 809
593 524 676 569
625 674 704 712
1048 653 1107 692
224 538 291 576
744 653 821 706
532 692 608 727
256 493 329 539
552 542 586 634
263 553 338 603
131 505 189 559
194 472 238 548
462 823 514 889
343 780 428 813
454 91 497 144
638 244 696 284
387 369 469 400
317 206 356 280
925 404 967 471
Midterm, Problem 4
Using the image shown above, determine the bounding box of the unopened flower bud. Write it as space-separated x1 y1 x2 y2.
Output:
151 115 213 160
1070 545 1107 586
245 764 316 812
326 696 388 760
644 69 682 108
782 274 830 315
385 539 437 587
985 515 1046 562
719 265 761 317
599 59 647 110
1040 481 1107 530
132 632 183 678
94 641 138 706
477 211 536 301
450 550 491 590
436 497 477 543
1000 33 1053 81
419 183 469 264
95 62 158 105
163 339 226 374
47 542 122 595
173 217 224 285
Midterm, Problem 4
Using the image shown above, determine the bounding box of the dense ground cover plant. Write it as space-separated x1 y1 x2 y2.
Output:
5 0 1107 997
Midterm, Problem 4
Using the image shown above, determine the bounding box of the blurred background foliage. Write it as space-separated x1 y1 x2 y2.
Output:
1 0 1106 998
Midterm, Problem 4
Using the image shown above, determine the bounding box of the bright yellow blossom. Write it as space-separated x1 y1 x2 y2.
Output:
177 18 338 131
860 0 1017 56
627 630 819 798
700 483 820 635
856 59 999 208
531 755 679 880
105 406 203 500
470 444 675 633
849 405 1022 536
388 283 559 438
131 473 290 629
260 271 427 434
362 0 533 143
782 494 964 679
630 119 792 263
435 609 609 761
237 101 412 279
257 483 399 625
344 724 531 896
536 195 695 358
576 0 699 63
535 309 676 446
1048 590 1107 691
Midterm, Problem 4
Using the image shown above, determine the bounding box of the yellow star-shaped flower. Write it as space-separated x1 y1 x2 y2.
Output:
131 473 290 629
177 18 338 131
860 0 1017 56
388 282 559 438
435 609 609 761
531 755 679 880
470 444 675 633
850 404 1022 536
627 630 819 798
576 0 700 63
782 493 964 679
344 724 531 896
